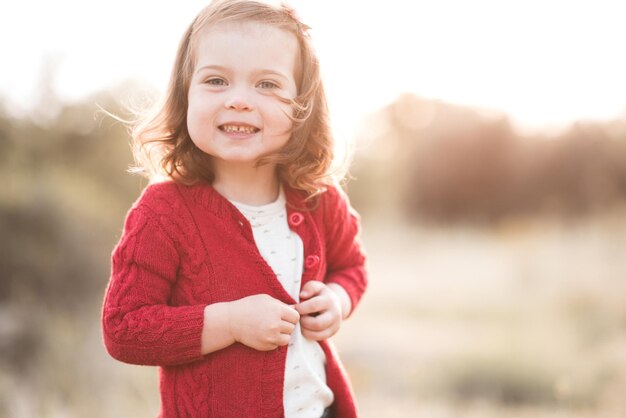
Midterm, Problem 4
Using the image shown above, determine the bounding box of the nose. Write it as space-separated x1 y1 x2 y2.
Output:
224 88 254 111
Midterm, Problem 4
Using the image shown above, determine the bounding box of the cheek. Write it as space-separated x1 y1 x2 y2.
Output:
186 108 200 139
187 99 216 135
267 101 295 129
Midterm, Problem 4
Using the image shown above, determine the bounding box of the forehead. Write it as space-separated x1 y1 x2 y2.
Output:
194 21 298 77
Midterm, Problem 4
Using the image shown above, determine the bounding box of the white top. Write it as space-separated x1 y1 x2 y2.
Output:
231 188 334 418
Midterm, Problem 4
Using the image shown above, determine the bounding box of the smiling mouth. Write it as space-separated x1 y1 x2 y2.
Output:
219 124 260 134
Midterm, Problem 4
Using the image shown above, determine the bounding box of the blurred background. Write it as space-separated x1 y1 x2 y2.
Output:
2 1 626 417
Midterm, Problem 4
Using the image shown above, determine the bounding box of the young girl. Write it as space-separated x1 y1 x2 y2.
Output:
101 1 367 417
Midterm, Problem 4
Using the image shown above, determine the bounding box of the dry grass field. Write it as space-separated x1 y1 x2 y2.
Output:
337 210 626 418
3 210 626 418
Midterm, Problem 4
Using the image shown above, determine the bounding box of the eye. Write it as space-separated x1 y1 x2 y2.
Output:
204 77 227 86
257 80 279 89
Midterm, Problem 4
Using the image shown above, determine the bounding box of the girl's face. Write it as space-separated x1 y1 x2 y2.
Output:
187 21 298 170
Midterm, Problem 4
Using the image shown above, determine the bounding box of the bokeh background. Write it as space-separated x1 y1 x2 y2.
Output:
2 1 626 417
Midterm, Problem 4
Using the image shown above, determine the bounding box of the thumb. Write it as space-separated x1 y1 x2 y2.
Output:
300 280 325 300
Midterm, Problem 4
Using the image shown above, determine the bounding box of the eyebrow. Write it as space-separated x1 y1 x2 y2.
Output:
255 69 290 81
195 65 290 81
195 65 229 75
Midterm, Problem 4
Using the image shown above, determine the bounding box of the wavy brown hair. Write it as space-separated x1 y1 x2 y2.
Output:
129 0 340 198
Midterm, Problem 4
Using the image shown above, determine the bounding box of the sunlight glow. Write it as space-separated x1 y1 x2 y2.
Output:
1 0 625 135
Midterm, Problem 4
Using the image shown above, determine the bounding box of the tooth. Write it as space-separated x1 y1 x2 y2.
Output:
222 124 255 133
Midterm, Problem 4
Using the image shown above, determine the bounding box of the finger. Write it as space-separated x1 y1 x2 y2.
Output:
300 315 323 332
258 343 279 352
300 311 334 332
281 306 300 324
275 333 291 347
295 296 327 316
299 280 325 300
279 320 296 335
301 327 334 341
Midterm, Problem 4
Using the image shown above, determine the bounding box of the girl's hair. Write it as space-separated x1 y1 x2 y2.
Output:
130 0 339 198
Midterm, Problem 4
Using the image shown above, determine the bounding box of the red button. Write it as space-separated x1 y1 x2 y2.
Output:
288 212 304 226
305 255 320 269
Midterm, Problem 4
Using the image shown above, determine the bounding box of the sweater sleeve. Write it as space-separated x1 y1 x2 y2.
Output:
101 204 206 366
323 186 368 316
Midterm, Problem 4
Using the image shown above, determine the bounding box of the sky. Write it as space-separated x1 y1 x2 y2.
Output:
1 0 625 137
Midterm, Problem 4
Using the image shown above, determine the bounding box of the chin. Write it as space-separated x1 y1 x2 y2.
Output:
213 153 263 165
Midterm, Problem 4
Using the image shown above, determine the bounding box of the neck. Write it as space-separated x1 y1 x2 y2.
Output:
211 160 280 206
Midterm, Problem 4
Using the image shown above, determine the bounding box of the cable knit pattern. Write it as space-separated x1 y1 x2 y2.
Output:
101 181 367 418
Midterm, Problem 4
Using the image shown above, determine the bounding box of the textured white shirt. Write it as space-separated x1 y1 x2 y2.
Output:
231 188 334 418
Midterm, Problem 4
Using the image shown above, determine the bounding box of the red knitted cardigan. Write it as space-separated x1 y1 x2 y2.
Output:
101 180 367 418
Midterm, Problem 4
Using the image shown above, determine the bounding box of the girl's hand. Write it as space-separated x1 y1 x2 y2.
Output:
228 294 300 351
295 281 346 341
